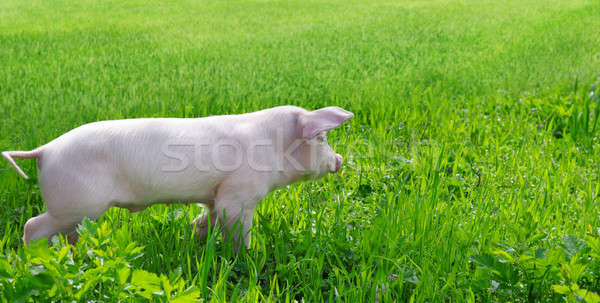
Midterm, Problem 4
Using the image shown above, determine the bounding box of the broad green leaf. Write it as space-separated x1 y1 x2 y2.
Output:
492 249 514 263
469 254 496 269
117 266 131 285
26 238 51 261
131 269 162 299
30 272 54 290
552 284 570 295
0 257 12 280
56 246 70 263
535 248 547 259
171 287 201 303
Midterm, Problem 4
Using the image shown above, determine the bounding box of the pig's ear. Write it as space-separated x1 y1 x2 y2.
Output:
300 106 354 139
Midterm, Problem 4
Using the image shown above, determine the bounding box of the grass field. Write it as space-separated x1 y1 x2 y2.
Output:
1 0 600 301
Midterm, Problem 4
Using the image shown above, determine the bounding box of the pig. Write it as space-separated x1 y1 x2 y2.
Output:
2 105 353 250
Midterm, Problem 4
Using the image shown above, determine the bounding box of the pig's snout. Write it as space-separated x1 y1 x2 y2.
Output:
333 154 342 173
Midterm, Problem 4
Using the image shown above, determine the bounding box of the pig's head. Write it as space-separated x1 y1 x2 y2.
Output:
293 106 354 179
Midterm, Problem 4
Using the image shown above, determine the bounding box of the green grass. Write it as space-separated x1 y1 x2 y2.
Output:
1 0 600 301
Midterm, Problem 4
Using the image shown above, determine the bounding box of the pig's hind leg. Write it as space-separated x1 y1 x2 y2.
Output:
192 204 217 239
31 166 118 244
24 195 113 245
23 212 80 244
23 184 112 244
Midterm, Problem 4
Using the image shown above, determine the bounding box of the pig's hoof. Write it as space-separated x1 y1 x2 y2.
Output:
67 231 80 245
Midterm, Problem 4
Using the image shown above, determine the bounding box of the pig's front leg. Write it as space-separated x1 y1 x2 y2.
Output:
212 179 266 253
215 200 256 252
192 203 254 251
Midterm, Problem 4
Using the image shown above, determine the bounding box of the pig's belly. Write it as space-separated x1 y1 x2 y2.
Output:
114 170 222 206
